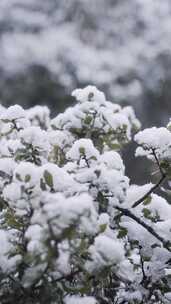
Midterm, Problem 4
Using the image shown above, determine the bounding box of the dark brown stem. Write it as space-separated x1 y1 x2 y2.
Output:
132 148 166 208
132 174 166 208
151 148 164 176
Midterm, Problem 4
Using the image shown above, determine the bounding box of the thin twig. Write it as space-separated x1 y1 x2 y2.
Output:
139 246 148 286
151 148 164 176
132 149 166 208
132 174 166 208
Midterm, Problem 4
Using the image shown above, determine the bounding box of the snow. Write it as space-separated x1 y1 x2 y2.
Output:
0 105 30 131
25 224 44 254
66 138 99 162
72 85 106 105
103 112 130 134
98 213 110 226
51 87 140 156
3 182 21 202
65 296 97 304
97 167 129 204
1 0 171 109
125 183 154 208
26 105 50 129
85 234 124 272
135 127 171 150
31 192 98 236
48 130 74 150
0 158 16 176
0 139 22 157
0 85 170 303
122 106 141 130
13 162 41 186
98 151 125 172
0 105 25 121
19 126 50 152
0 230 21 272
135 127 171 160
41 163 75 193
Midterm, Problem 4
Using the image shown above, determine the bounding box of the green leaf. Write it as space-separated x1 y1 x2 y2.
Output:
94 169 101 178
131 240 139 246
40 178 46 191
15 173 22 182
167 123 171 131
1 119 11 123
62 226 76 240
117 226 128 238
109 143 121 150
79 238 87 253
84 115 93 125
142 208 151 219
90 155 97 161
99 223 107 233
133 264 140 271
160 160 170 171
25 174 31 183
143 256 151 262
79 147 85 154
44 170 54 189
143 196 152 206
5 210 22 230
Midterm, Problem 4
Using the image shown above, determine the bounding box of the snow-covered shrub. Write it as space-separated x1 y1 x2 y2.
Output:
0 85 171 304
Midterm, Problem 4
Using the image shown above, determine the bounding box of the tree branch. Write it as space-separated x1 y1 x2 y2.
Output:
151 148 165 176
132 174 166 208
132 149 166 208
115 206 171 252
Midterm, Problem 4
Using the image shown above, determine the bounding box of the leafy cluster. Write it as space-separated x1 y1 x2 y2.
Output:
0 86 171 304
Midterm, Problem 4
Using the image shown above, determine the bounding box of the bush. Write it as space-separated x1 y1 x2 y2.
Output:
0 85 170 304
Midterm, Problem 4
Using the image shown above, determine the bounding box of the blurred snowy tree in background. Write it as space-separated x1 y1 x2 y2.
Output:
0 0 171 126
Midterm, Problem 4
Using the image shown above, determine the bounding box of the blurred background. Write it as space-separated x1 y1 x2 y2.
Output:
0 0 171 183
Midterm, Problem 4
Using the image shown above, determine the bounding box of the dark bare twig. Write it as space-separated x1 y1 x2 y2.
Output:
132 174 166 208
151 148 165 176
132 149 166 208
82 155 90 168
139 246 149 287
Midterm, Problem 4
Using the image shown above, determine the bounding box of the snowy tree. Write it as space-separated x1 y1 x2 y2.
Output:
0 85 170 303
0 0 171 125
